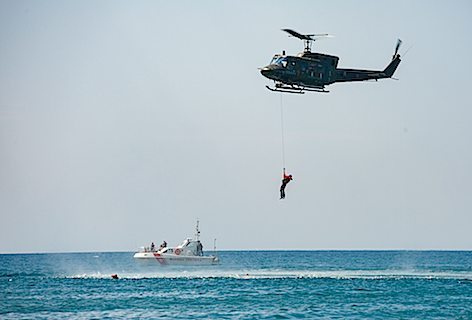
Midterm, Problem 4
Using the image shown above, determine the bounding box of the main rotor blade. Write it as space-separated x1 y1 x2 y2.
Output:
282 28 313 40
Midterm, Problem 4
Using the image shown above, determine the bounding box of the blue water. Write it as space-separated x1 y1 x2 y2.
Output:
1 251 471 319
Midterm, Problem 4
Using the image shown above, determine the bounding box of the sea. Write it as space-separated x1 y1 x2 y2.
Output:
1 251 471 319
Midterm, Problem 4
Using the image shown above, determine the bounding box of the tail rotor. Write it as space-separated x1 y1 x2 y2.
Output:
393 38 402 60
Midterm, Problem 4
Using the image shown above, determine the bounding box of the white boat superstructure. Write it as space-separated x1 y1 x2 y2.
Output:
133 221 219 265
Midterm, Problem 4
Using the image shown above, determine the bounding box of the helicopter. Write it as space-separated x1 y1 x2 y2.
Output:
260 29 402 94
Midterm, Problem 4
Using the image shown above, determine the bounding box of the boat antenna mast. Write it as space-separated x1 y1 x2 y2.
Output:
214 238 218 258
195 219 200 241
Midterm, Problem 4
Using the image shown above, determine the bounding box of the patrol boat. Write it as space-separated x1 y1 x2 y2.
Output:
133 221 219 265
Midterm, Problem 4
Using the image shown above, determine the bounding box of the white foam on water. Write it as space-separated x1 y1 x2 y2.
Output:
66 269 472 280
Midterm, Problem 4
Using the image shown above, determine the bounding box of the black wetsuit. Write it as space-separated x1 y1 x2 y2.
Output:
280 176 292 199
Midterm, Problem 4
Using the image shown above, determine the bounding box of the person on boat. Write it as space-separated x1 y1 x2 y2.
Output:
197 241 203 256
280 168 293 199
150 242 155 251
160 241 167 249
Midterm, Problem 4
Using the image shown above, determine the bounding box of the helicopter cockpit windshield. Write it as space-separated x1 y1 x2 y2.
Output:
270 56 288 68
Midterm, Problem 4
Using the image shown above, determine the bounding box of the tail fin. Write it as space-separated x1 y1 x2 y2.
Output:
383 39 402 78
383 55 401 78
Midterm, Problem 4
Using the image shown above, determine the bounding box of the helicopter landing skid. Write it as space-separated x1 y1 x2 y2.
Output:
266 84 329 94
266 85 304 94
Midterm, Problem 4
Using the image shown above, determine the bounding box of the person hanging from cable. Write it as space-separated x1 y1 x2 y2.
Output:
280 168 293 199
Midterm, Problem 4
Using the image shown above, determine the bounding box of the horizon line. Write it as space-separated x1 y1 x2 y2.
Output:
1 248 471 255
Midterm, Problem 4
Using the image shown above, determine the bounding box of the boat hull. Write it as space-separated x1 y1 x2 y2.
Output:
133 252 219 265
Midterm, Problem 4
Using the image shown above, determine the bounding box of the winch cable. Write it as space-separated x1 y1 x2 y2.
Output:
280 93 286 170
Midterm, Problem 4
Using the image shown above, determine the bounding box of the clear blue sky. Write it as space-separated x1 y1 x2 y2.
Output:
1 0 471 252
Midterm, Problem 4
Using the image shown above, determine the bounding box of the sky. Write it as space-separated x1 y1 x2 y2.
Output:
1 0 471 253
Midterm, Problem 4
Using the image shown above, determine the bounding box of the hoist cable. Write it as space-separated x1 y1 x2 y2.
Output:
280 94 286 169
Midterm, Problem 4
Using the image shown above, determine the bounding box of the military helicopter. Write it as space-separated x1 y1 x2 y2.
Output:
260 29 402 94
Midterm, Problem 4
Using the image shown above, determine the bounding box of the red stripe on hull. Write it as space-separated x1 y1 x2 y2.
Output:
153 253 167 265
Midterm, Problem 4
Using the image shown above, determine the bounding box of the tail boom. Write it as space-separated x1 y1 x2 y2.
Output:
333 55 401 83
